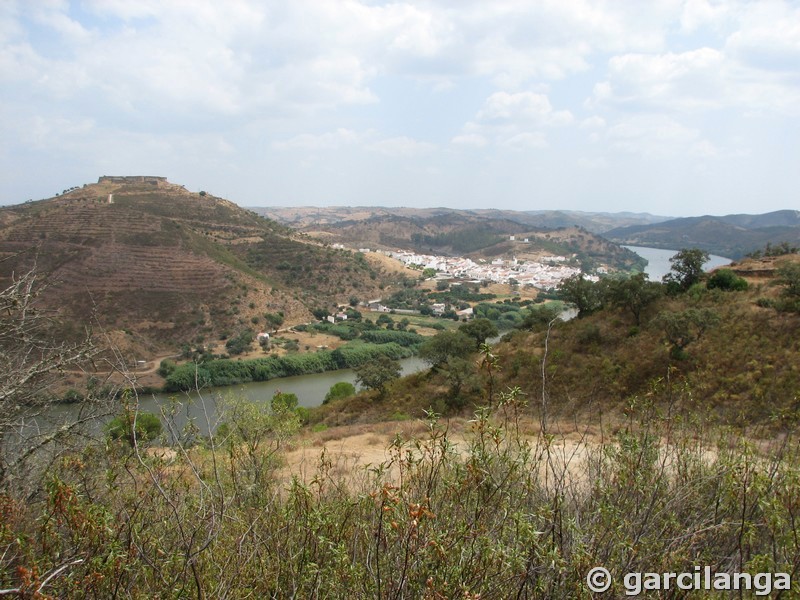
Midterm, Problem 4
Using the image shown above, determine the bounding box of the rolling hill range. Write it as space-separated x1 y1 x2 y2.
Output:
257 207 647 273
0 177 395 359
606 210 800 259
257 205 668 234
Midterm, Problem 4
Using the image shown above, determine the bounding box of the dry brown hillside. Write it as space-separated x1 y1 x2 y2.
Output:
0 177 396 361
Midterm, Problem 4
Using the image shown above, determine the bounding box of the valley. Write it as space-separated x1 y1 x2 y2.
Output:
2 178 799 598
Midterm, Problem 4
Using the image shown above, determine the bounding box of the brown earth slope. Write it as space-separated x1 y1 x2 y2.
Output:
0 177 396 360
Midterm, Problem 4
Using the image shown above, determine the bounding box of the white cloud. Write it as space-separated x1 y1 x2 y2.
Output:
589 2 800 116
1 0 798 215
725 1 800 72
451 0 675 86
452 90 572 149
477 91 573 125
680 0 730 33
591 48 726 111
502 132 548 149
605 115 715 159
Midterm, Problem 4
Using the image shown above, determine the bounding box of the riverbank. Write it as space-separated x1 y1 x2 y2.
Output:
161 340 417 392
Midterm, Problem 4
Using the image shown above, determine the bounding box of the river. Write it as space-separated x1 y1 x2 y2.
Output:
149 356 429 409
36 356 430 438
32 258 641 437
624 245 732 281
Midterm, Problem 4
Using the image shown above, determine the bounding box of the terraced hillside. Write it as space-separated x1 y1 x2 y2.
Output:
0 178 393 358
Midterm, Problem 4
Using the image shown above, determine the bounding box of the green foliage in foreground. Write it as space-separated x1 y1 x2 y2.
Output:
707 268 748 291
324 381 356 404
354 354 401 396
3 394 799 598
105 411 162 446
163 342 414 391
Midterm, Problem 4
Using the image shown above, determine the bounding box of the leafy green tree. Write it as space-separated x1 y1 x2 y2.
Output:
271 391 299 413
459 318 499 349
106 411 162 446
441 356 478 403
654 308 720 358
422 268 436 279
774 261 800 312
264 312 284 331
707 269 748 291
519 303 562 330
606 273 663 325
775 261 800 298
419 330 475 368
226 329 254 355
157 359 177 378
558 274 603 318
354 354 401 397
218 393 301 487
345 308 362 321
324 381 356 404
663 248 709 291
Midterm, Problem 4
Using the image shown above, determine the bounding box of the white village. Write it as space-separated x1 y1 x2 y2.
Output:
378 248 597 289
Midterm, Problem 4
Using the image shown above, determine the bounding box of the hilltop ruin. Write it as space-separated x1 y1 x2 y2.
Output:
98 176 167 185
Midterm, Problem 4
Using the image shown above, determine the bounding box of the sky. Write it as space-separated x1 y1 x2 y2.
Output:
1 1 799 216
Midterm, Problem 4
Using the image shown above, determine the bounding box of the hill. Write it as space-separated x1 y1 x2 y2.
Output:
606 210 800 259
491 260 800 426
316 253 800 429
258 208 647 273
0 177 397 360
258 205 668 234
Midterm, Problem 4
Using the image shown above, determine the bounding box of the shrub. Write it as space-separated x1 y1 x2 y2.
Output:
225 329 254 356
61 389 83 403
707 269 748 291
360 329 423 347
157 359 177 378
106 411 162 446
324 381 356 404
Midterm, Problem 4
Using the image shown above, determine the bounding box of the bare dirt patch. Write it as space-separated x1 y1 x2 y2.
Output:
280 417 604 488
364 252 419 277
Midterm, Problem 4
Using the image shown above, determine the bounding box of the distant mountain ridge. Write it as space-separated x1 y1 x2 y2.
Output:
256 206 648 273
606 210 800 259
256 206 670 234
